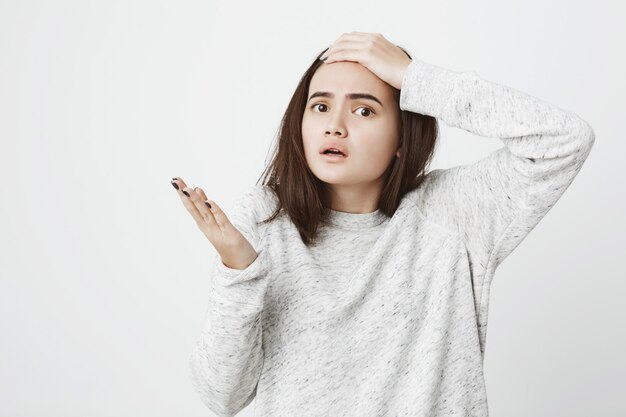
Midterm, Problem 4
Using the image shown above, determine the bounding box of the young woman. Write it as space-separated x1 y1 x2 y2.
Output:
174 32 595 416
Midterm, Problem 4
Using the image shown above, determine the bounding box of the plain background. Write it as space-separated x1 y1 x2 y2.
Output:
1 0 624 416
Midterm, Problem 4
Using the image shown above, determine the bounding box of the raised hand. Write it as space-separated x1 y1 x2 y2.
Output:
171 177 259 270
320 31 412 90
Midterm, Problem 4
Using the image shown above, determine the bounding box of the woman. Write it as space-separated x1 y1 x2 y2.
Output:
174 32 595 416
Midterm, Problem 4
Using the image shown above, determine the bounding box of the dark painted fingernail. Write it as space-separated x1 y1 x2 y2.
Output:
205 201 212 208
171 181 179 190
182 190 190 197
320 55 328 61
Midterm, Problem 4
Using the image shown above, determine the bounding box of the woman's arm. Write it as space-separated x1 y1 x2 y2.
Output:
189 185 271 416
400 58 595 274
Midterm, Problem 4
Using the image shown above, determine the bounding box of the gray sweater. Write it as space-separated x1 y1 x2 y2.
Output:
189 57 595 416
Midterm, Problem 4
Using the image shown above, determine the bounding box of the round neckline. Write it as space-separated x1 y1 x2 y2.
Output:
325 208 388 229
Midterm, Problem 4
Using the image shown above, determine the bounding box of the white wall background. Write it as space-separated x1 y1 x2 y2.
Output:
1 0 623 416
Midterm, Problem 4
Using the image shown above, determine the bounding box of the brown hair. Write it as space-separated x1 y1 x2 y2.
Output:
255 45 439 246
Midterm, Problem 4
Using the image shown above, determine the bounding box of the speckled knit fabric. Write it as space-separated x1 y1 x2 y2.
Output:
189 58 595 416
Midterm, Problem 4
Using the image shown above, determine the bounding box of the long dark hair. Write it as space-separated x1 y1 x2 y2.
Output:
255 45 439 246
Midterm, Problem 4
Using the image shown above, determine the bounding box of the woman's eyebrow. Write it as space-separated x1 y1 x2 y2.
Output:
307 91 383 106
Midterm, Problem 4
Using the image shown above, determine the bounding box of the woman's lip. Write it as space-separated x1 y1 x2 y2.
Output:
319 148 349 157
320 151 348 157
321 153 349 161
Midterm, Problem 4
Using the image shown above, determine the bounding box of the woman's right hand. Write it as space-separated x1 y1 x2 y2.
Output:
171 177 259 270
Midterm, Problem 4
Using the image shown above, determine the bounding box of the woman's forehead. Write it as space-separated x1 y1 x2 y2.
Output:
309 62 392 99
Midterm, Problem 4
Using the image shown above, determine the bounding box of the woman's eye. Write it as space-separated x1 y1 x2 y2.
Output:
310 103 375 117
311 103 328 112
356 106 374 117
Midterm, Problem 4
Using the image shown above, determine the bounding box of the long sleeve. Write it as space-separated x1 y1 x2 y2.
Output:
399 58 595 352
189 185 272 417
400 57 595 272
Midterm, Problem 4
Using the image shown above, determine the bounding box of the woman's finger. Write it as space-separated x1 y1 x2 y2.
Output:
193 187 211 208
171 177 186 191
323 46 369 65
322 32 371 59
321 32 410 90
172 178 197 208
202 197 229 229
193 187 237 234
192 187 219 225
171 177 216 230
183 186 221 231
179 186 207 228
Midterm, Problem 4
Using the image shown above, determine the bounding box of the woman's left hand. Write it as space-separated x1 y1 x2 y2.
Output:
320 31 412 90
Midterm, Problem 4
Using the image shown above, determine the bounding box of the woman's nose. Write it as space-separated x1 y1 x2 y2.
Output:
326 126 347 136
325 115 347 136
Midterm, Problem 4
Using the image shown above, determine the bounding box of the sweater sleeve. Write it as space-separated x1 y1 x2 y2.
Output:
400 58 595 275
189 185 272 417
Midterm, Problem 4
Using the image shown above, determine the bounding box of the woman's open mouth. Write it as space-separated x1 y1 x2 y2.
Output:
321 149 349 161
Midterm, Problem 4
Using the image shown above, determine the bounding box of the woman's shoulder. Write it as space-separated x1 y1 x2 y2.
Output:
237 183 281 222
403 168 447 203
401 168 459 236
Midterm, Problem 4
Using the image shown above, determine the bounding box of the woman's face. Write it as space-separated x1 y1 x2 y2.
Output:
302 61 401 189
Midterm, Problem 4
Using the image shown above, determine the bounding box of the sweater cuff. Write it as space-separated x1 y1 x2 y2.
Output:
399 57 463 118
214 247 271 287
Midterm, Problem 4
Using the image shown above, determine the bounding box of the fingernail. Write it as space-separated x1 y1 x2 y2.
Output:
182 190 190 197
171 181 179 190
320 55 328 61
205 201 212 209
